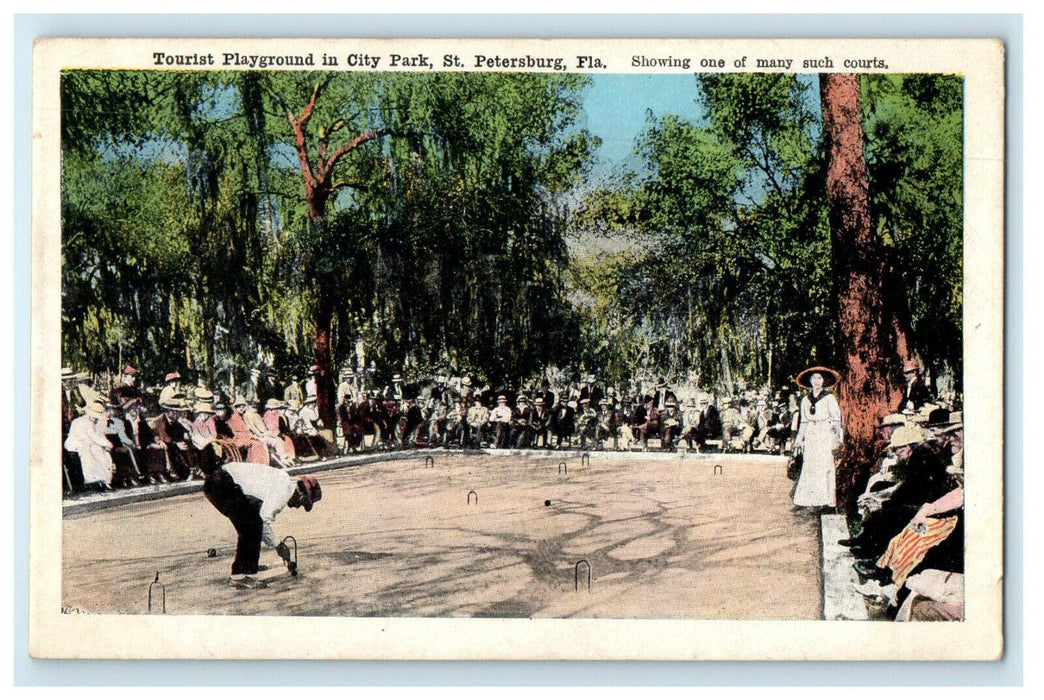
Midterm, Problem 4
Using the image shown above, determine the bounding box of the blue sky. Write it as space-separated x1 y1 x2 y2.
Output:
582 73 707 181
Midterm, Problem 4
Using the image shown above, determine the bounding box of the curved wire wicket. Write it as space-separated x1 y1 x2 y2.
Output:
147 572 166 614
575 559 592 592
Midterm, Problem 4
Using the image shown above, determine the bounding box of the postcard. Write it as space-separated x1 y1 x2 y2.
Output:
30 36 1004 660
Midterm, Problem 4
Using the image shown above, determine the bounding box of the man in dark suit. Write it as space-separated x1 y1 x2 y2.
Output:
578 374 603 408
686 395 722 451
652 378 678 410
898 359 931 414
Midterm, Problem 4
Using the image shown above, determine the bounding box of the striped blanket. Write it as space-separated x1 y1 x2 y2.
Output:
877 516 959 587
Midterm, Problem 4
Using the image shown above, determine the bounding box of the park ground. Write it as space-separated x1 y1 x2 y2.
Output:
62 452 827 619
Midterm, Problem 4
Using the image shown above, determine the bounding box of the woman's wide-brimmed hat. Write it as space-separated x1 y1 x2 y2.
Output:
795 366 841 388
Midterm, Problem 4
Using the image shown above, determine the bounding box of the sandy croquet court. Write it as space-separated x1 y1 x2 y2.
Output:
62 452 824 619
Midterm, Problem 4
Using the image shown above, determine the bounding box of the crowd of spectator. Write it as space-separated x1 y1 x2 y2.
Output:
841 360 965 622
61 363 800 495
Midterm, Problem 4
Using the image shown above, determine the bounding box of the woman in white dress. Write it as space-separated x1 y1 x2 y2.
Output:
792 366 844 510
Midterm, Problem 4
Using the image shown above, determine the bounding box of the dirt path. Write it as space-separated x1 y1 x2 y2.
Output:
62 453 823 619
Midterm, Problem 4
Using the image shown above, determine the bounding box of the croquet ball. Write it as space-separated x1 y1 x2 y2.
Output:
206 548 217 558
545 499 551 506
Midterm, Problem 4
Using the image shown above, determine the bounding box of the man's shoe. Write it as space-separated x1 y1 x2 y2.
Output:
837 534 867 548
228 575 269 590
853 560 892 584
848 545 876 559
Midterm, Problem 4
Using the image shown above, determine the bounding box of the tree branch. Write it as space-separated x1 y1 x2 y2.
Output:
325 127 397 175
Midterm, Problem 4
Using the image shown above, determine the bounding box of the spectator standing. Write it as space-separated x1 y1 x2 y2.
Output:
791 366 844 511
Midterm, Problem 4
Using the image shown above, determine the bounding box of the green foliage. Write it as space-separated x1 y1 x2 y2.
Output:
574 74 835 392
59 69 962 396
61 69 596 388
862 74 964 384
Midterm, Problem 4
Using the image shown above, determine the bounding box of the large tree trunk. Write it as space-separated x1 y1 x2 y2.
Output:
820 74 904 510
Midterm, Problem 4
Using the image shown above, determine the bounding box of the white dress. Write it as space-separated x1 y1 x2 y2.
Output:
792 390 843 507
64 415 114 485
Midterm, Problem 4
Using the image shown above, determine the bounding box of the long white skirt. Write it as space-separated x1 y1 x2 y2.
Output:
793 418 839 507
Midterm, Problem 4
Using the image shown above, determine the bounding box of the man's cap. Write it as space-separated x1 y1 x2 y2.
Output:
160 398 186 411
122 365 139 375
904 359 922 374
164 372 181 383
295 476 322 512
534 397 544 405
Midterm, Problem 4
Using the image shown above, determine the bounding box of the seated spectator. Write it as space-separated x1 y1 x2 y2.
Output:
110 365 143 406
259 399 296 466
148 397 197 481
575 397 599 449
685 395 722 451
487 395 514 449
596 398 619 450
898 359 931 415
63 399 115 491
721 398 755 452
511 396 534 448
766 399 794 453
466 396 490 447
530 397 552 449
104 399 141 488
227 396 275 466
191 398 226 479
158 372 183 408
552 399 577 449
660 400 683 450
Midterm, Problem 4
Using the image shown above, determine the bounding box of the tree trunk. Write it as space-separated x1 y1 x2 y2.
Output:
307 189 336 430
820 73 904 510
314 284 337 429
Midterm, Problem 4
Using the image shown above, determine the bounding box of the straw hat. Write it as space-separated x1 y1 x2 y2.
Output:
164 372 181 383
795 366 840 388
889 425 925 449
265 398 286 410
879 413 908 428
194 401 215 414
85 400 107 418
